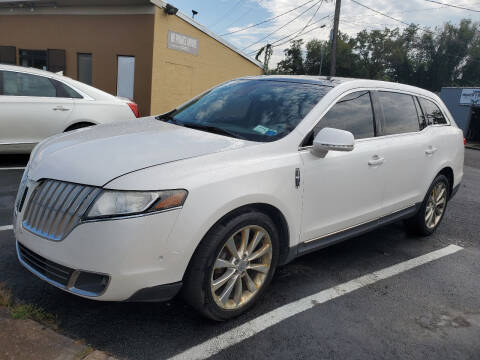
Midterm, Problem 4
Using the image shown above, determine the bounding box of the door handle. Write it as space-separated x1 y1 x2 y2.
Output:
368 155 384 166
52 106 70 111
425 146 437 155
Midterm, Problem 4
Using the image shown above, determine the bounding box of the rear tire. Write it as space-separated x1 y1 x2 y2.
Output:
182 210 279 321
405 174 450 236
64 122 94 132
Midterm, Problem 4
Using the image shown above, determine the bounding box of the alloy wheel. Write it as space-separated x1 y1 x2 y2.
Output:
425 181 447 229
210 225 272 310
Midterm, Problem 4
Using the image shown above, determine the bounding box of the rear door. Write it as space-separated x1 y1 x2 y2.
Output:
417 96 455 190
373 91 427 214
0 70 74 147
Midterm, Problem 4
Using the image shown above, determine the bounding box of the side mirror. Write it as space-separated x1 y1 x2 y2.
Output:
313 127 354 153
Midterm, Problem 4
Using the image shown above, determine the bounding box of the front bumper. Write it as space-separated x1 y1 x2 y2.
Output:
14 208 185 302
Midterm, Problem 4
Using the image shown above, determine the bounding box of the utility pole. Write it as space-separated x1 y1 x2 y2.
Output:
319 44 325 75
330 0 341 77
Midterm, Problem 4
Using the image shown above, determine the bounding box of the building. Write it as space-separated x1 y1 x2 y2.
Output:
0 0 263 116
440 87 480 143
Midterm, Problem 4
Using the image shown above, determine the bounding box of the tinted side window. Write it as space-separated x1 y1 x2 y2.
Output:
1 71 56 97
378 92 419 135
52 80 82 98
418 97 447 125
312 91 375 140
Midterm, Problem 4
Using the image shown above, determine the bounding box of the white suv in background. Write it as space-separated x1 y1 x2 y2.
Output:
0 64 139 154
13 76 464 320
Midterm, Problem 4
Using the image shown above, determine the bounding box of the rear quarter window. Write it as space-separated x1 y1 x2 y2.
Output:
418 97 448 126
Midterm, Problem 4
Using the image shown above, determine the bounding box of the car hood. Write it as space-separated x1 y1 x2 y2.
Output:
28 118 253 186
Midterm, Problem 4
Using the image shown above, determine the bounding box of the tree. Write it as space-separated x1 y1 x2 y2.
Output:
270 18 480 91
276 39 305 74
304 39 325 75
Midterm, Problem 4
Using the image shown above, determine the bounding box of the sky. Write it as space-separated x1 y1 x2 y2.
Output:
167 0 480 67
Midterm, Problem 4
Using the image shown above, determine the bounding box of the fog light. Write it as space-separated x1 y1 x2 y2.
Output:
74 271 109 295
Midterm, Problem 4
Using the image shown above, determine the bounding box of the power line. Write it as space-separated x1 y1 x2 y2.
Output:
247 16 330 55
423 0 480 13
220 0 318 36
274 23 328 48
295 0 325 40
247 18 330 56
350 0 435 34
341 5 447 20
208 0 243 29
222 0 266 30
270 15 330 47
273 22 329 47
243 0 323 51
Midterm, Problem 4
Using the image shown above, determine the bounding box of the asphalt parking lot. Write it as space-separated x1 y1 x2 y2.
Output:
1 150 479 360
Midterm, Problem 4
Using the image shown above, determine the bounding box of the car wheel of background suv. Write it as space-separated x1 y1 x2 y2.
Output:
406 174 450 236
182 210 279 321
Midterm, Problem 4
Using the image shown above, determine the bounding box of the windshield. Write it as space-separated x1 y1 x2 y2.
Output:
160 79 331 142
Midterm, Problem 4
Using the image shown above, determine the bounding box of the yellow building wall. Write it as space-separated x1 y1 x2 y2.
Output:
150 8 263 115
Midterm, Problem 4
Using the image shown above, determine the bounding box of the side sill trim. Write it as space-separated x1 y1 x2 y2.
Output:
288 203 420 260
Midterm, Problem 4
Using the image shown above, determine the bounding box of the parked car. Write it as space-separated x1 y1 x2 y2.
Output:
0 64 139 154
13 76 464 320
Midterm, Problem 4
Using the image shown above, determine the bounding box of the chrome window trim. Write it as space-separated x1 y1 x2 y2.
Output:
298 87 452 150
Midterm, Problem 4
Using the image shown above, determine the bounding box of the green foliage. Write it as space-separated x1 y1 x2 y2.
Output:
273 19 480 91
0 282 58 328
276 39 305 75
9 303 57 327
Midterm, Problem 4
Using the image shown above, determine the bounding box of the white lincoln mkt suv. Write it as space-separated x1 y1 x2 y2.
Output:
14 76 464 320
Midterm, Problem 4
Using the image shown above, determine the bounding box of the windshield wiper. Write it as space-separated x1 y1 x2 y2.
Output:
182 122 246 140
155 110 177 123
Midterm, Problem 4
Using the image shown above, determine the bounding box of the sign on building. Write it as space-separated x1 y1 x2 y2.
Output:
460 89 480 105
168 31 199 56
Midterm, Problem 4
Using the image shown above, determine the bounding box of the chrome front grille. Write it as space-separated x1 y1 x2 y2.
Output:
22 179 101 241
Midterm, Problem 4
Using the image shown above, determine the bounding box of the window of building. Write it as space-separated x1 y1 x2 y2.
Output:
418 97 448 126
310 91 375 142
378 92 420 135
47 49 66 73
0 46 16 65
19 49 48 70
18 49 66 73
77 53 92 85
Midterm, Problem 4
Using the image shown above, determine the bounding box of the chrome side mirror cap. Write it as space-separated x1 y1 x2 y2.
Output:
312 127 355 153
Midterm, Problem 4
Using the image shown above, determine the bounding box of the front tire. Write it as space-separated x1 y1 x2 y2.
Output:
182 210 279 321
406 174 450 236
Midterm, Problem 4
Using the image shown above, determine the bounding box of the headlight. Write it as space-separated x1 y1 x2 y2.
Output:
85 189 188 219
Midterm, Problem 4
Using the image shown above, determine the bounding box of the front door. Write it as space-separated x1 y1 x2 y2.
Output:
300 90 385 242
